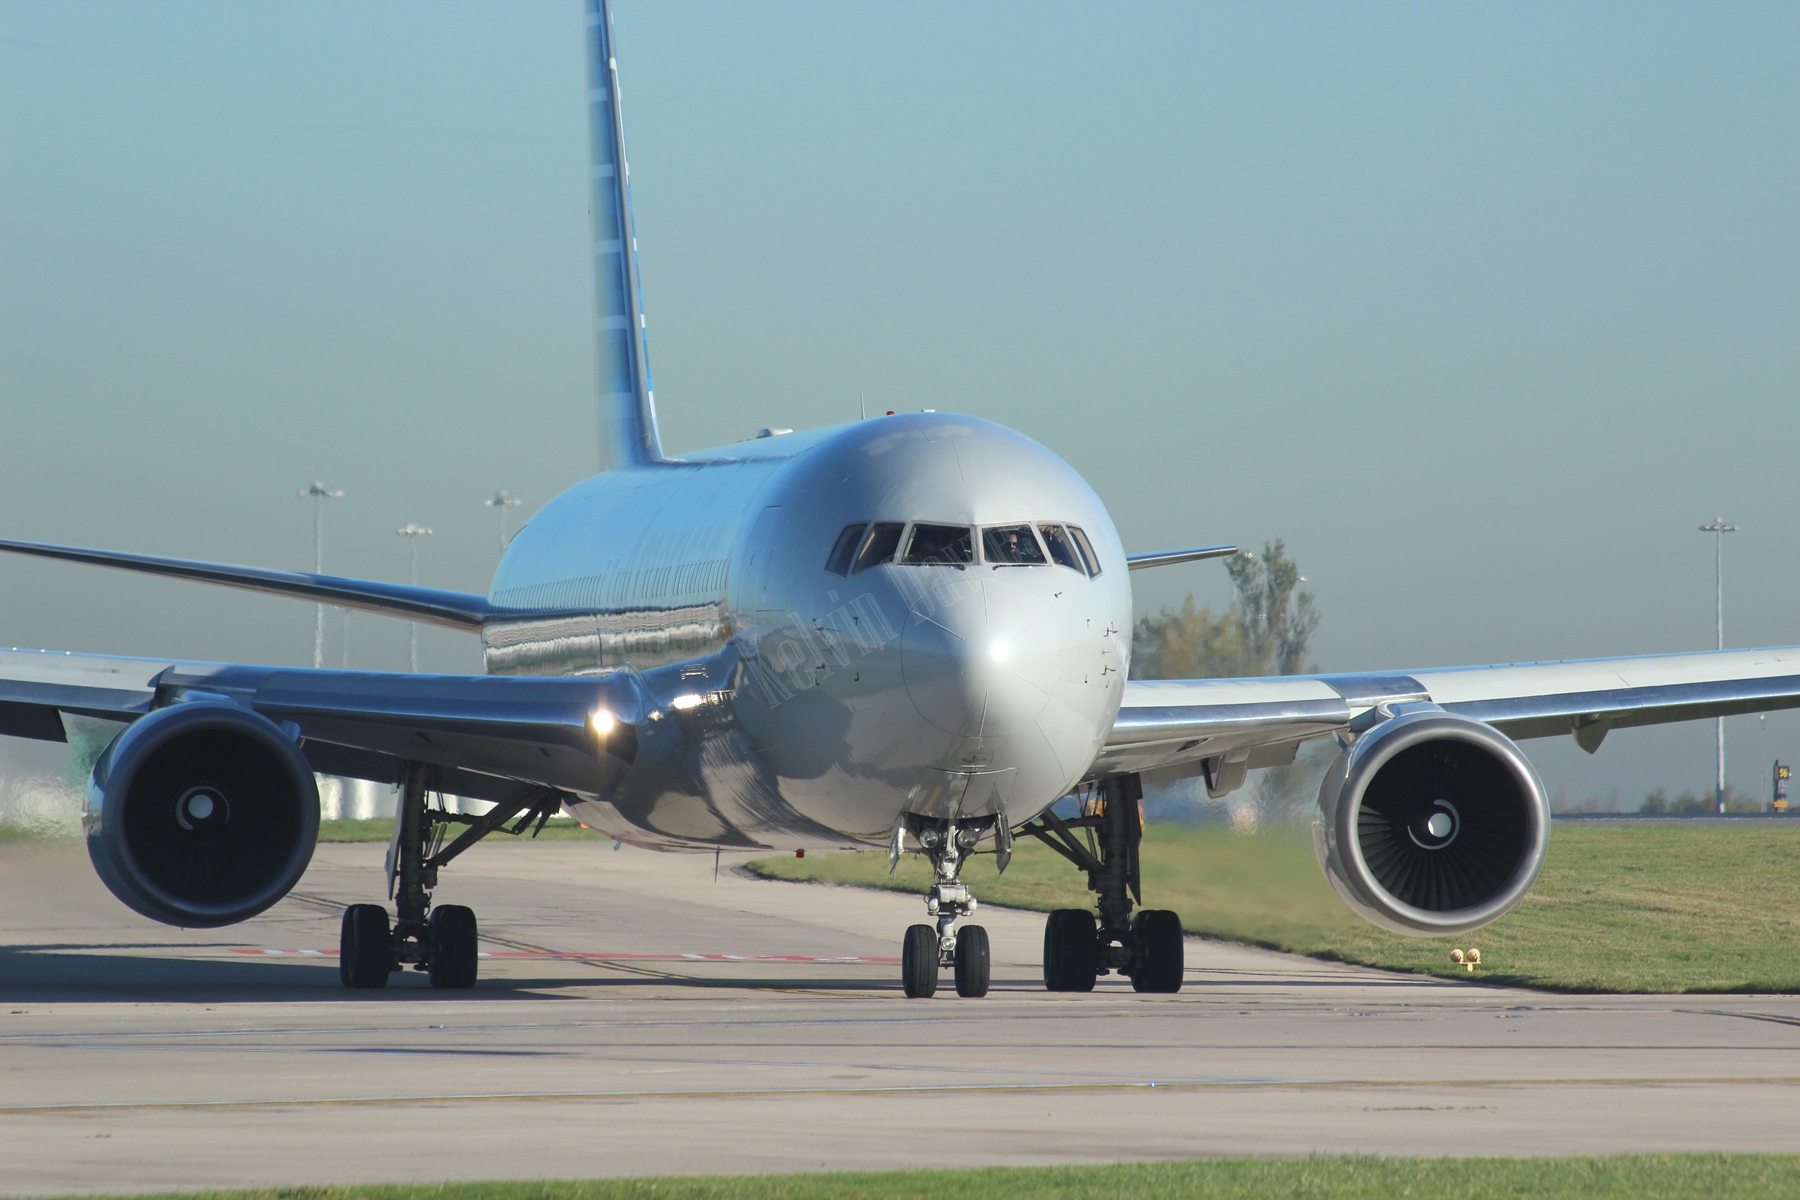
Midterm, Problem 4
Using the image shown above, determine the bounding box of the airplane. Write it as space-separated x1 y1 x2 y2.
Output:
4 0 1800 1000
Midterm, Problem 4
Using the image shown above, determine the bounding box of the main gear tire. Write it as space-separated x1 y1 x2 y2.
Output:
339 903 391 989
1043 908 1098 992
901 923 939 998
954 924 991 998
427 904 479 990
1129 908 1184 994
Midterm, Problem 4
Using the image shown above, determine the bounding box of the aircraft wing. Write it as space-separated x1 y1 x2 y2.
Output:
0 647 639 804
1098 646 1800 792
0 537 495 630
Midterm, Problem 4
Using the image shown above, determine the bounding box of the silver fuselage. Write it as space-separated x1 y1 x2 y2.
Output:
484 413 1132 851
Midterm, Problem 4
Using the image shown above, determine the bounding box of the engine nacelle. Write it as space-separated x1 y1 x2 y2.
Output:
85 703 320 928
1314 709 1550 937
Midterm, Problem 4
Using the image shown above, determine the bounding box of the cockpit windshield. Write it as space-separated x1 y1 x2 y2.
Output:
825 524 865 576
825 520 1095 574
902 524 973 565
854 522 905 573
982 524 1047 565
1067 526 1101 577
1038 524 1084 572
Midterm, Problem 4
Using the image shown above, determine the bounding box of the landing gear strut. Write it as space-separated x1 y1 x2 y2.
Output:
1019 773 1183 994
892 814 995 998
338 761 561 991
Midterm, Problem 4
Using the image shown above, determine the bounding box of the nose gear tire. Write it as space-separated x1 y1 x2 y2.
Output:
902 923 939 998
954 924 991 997
427 904 479 989
339 904 391 989
1129 908 1184 993
1043 908 1099 992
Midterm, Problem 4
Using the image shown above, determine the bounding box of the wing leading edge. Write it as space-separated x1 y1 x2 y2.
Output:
0 537 494 630
1100 645 1800 788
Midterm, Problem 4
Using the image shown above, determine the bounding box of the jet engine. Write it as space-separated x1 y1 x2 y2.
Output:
1314 709 1550 936
85 703 320 928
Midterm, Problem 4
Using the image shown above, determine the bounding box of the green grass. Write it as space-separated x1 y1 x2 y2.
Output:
317 818 610 843
37 1157 1800 1199
750 822 1800 993
0 821 61 844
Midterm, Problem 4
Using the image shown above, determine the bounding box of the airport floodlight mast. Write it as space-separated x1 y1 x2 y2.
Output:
1700 518 1740 813
484 490 522 555
297 481 344 669
396 523 433 672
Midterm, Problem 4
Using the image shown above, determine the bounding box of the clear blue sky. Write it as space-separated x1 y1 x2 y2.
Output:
2 2 1797 808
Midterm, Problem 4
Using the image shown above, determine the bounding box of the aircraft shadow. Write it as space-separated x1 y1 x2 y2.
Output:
0 943 925 1002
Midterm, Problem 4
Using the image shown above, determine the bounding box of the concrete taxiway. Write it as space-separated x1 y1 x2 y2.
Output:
3 835 1800 1195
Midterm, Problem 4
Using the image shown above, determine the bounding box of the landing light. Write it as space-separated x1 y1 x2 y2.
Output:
590 709 617 736
671 693 703 711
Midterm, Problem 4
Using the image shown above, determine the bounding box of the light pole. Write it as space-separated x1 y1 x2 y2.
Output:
1761 713 1770 809
1700 518 1740 813
396 523 432 672
484 490 522 556
298 481 344 669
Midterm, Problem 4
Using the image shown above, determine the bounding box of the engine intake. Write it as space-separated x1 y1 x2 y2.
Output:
85 703 320 928
1314 709 1549 936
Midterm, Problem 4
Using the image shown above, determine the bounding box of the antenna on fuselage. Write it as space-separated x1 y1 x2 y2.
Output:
586 0 666 469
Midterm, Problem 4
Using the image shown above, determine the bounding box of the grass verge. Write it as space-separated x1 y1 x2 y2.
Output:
39 1156 1800 1199
0 821 65 844
749 822 1800 993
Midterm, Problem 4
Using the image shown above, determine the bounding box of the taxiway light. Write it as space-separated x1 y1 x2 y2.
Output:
671 693 703 711
590 709 617 736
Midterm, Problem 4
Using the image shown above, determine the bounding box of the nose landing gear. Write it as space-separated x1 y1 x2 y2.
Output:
892 815 994 998
1018 772 1184 994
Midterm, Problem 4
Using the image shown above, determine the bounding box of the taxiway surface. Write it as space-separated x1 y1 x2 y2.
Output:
3 836 1799 1195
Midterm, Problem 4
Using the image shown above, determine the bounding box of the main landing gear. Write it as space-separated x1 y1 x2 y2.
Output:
891 814 1002 998
339 761 562 991
1019 773 1184 994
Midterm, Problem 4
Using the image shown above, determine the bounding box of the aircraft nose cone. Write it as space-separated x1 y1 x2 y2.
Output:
901 576 1054 737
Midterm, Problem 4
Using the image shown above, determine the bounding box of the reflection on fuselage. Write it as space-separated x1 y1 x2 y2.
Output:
481 414 1134 851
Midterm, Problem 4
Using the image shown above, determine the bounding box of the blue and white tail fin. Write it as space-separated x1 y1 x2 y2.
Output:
586 0 665 467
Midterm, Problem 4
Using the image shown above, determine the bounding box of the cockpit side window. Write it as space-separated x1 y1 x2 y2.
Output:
982 524 1047 565
1067 526 1102 577
852 522 905 573
1038 524 1085 573
902 523 973 565
825 524 866 576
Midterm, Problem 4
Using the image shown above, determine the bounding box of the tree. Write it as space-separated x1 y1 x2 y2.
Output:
1130 540 1320 680
1641 785 1762 814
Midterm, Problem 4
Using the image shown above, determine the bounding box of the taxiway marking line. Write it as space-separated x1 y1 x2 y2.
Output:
7 1076 1800 1116
1683 1009 1800 1029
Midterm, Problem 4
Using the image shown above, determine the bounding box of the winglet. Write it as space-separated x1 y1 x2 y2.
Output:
587 0 665 468
1125 545 1239 571
0 538 493 631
